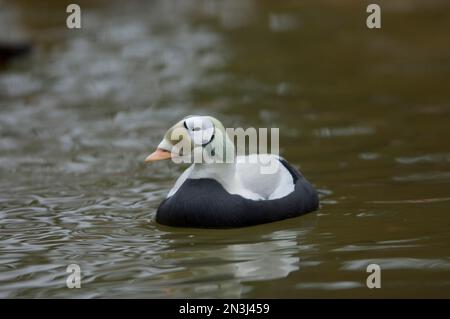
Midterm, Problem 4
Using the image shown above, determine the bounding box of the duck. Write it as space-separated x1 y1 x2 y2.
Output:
145 115 319 228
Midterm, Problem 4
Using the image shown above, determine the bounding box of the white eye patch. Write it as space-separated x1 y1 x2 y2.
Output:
184 116 215 146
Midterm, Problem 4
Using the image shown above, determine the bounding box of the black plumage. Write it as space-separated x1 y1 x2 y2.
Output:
156 159 319 228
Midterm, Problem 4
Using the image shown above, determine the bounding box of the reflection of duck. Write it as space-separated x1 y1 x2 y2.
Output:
0 41 31 64
151 224 317 298
145 115 319 228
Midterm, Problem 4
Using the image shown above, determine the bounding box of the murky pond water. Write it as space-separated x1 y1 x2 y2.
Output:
1 0 450 298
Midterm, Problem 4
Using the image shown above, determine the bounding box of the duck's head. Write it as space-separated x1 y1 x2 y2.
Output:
145 115 235 164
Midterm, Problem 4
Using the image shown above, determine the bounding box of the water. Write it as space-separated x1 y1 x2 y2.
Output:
1 0 450 298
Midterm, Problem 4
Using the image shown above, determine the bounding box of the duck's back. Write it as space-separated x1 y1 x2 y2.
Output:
155 159 319 228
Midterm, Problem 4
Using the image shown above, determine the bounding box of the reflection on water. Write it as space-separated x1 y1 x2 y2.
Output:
0 196 316 298
146 226 315 298
1 0 450 298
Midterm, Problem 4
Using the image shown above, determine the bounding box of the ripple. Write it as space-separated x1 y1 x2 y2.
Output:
359 152 380 160
269 14 301 32
396 154 450 164
333 243 420 252
296 281 363 290
342 258 450 271
315 126 375 138
369 197 450 204
393 171 450 182
0 73 42 97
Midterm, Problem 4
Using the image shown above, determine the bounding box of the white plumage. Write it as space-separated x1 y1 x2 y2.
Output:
169 154 295 200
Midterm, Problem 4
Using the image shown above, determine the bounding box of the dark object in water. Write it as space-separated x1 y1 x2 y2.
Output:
0 41 32 64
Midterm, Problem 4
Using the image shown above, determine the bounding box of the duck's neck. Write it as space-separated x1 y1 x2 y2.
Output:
190 161 236 181
189 130 237 183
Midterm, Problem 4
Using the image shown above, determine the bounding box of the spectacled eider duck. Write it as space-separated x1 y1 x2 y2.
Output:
145 115 319 228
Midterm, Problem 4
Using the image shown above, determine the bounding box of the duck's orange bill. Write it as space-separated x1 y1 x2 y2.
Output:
145 148 172 163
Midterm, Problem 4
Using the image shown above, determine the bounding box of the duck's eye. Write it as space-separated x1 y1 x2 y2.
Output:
192 127 201 132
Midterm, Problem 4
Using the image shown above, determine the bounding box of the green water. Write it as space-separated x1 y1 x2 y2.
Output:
1 0 450 298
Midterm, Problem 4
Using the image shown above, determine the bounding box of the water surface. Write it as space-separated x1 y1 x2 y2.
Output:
1 0 450 298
